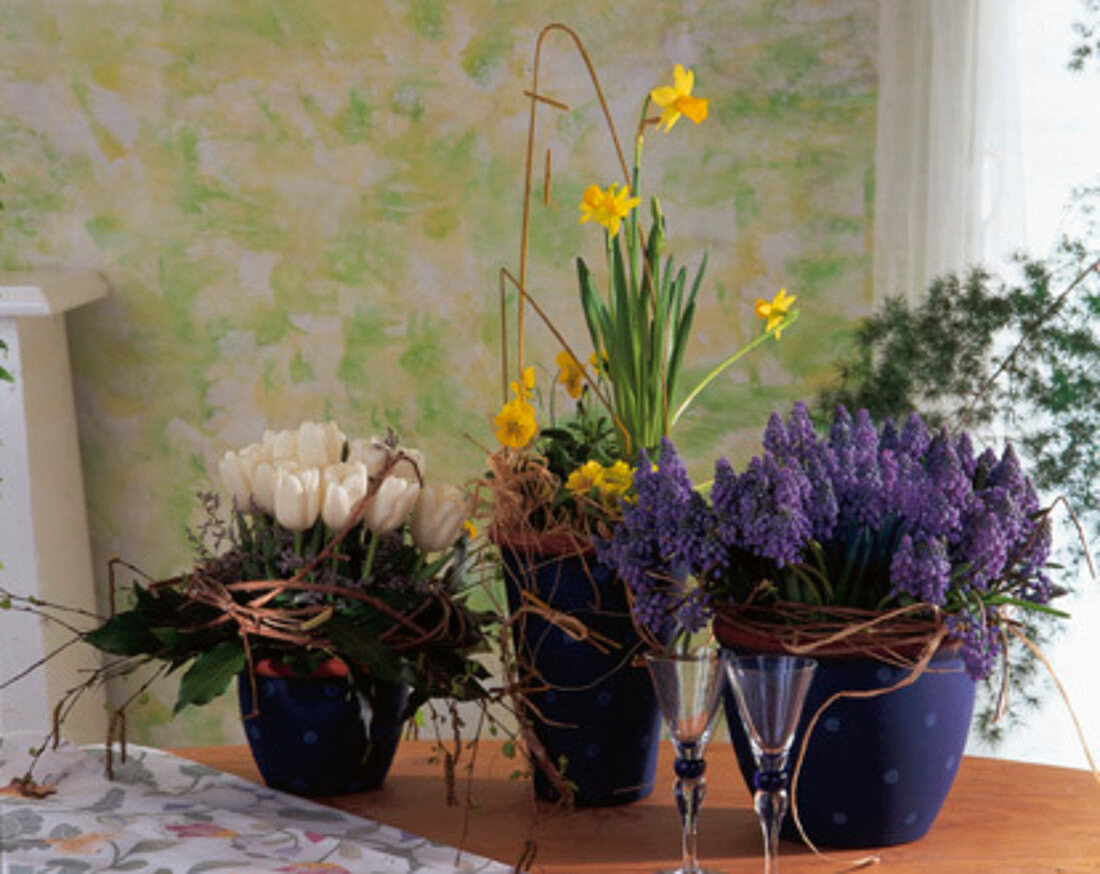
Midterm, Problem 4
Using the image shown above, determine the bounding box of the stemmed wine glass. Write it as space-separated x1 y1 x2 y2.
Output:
724 655 817 874
644 649 729 874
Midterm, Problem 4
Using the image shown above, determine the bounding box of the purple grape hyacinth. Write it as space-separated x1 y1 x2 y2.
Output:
599 403 1055 680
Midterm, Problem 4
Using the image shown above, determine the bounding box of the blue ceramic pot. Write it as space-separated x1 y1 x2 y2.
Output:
721 643 975 848
501 545 664 806
238 671 409 796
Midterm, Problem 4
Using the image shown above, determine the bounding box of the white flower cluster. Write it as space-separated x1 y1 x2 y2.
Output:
216 421 468 552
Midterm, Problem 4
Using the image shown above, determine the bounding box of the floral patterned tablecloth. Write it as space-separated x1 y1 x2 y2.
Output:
0 735 510 874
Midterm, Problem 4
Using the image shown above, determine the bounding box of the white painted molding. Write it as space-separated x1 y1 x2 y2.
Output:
0 270 109 743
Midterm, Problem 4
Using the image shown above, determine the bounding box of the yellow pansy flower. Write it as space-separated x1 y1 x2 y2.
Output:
556 350 586 399
597 460 634 503
754 287 797 339
509 365 536 400
650 64 709 132
565 460 605 495
578 183 640 237
494 397 537 449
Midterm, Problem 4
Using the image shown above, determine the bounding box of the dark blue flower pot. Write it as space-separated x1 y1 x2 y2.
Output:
501 545 664 806
721 644 975 848
238 671 409 796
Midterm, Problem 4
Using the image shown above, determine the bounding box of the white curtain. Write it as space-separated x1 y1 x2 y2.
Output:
874 0 1025 303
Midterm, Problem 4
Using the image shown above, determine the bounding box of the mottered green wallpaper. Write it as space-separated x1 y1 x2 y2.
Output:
0 0 876 745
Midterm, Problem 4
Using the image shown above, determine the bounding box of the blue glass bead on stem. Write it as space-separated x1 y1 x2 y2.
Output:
644 650 729 874
725 655 817 874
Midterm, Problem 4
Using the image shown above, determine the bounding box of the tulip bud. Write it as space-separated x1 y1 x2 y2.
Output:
252 460 280 515
410 483 469 552
363 475 420 535
263 428 299 462
348 436 426 483
217 450 252 509
298 421 346 469
274 465 322 532
321 461 369 530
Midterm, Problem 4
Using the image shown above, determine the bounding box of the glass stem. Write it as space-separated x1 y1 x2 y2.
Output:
674 771 706 874
754 786 788 874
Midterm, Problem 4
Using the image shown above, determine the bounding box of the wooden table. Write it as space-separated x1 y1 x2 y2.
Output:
174 742 1100 873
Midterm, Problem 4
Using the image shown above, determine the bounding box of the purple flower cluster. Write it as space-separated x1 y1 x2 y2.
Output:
598 440 718 635
600 403 1055 679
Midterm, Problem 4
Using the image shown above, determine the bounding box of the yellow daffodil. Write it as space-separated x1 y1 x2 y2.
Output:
565 460 605 495
588 351 604 376
578 183 640 237
556 350 586 399
650 64 709 132
463 519 478 540
754 287 797 339
597 460 634 504
509 365 536 400
494 397 537 449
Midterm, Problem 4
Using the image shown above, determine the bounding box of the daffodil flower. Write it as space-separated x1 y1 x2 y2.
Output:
596 460 634 504
578 183 640 237
509 365 536 400
565 460 605 495
650 64 709 132
555 350 586 399
494 397 538 449
754 287 797 339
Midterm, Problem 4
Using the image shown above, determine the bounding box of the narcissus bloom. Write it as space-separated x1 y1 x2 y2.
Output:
556 350 586 399
509 365 536 400
597 460 634 504
494 397 538 449
754 287 797 339
566 460 605 495
650 64 708 132
578 183 640 237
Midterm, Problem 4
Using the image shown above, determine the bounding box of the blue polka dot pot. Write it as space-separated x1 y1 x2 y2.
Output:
501 546 668 806
721 643 975 848
237 670 409 797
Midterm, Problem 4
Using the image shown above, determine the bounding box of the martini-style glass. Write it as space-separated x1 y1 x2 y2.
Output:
644 650 729 874
725 655 817 874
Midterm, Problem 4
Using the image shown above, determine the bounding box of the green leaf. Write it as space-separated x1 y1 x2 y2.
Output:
174 641 245 713
501 740 516 759
84 612 166 656
322 613 406 685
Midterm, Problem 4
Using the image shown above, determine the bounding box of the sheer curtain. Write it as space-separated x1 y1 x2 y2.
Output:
874 0 1024 303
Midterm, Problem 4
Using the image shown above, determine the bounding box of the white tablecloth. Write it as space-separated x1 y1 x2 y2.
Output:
0 735 510 874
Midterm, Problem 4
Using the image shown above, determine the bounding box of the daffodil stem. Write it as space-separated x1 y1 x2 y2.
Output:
671 310 801 428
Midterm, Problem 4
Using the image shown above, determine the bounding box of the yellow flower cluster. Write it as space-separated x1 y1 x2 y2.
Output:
494 366 538 449
555 350 586 399
565 459 634 506
578 183 640 237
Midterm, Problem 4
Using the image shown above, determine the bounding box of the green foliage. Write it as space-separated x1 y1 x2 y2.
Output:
1069 0 1100 72
817 243 1100 553
576 197 704 457
0 338 13 383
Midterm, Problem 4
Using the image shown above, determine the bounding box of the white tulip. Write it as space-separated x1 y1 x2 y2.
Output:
298 421 346 469
363 475 421 534
217 450 252 508
263 428 299 463
321 461 369 530
410 483 469 552
274 465 322 532
252 460 281 515
348 436 425 482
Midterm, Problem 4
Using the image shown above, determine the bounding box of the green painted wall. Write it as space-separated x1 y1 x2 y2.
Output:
0 0 876 745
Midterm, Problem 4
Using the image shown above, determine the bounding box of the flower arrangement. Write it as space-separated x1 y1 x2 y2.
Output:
4 421 492 787
600 403 1060 678
487 44 799 548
